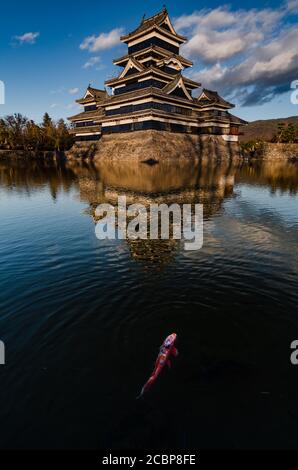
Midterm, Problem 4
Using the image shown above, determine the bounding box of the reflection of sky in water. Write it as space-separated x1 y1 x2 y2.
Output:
233 184 298 226
180 179 298 279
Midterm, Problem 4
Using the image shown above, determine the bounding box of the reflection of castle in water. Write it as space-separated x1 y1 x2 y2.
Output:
69 159 238 267
1 157 298 267
72 159 236 207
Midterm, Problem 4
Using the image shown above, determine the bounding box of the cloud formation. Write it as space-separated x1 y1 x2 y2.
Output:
82 56 101 69
287 0 298 13
49 103 81 111
80 28 123 52
174 4 298 106
14 32 40 44
68 87 79 94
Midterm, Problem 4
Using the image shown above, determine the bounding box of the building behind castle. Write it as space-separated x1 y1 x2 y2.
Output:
68 8 246 144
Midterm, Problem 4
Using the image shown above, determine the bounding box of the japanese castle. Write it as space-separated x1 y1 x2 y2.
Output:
68 8 245 144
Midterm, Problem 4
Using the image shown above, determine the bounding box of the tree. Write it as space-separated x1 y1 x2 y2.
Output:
274 122 297 143
0 119 9 148
3 113 28 149
41 112 55 150
0 112 73 152
56 119 73 151
284 123 296 143
24 120 43 151
276 123 286 143
42 112 53 128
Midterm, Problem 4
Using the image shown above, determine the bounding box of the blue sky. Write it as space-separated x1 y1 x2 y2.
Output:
0 0 298 123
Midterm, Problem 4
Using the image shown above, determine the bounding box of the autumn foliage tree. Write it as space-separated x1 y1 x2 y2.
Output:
0 112 73 151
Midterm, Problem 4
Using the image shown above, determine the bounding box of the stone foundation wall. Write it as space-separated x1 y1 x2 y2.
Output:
66 130 241 161
65 142 98 160
256 143 298 160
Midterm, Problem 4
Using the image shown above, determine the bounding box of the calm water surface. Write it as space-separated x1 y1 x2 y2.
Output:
0 157 297 449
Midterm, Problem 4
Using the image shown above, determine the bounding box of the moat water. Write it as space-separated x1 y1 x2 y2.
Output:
0 157 297 449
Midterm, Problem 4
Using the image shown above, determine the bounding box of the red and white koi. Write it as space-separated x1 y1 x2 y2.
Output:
137 333 178 398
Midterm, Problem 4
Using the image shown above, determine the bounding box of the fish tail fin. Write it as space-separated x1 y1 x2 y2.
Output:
136 387 145 400
137 375 155 399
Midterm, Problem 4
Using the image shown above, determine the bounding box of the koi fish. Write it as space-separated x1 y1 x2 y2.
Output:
137 333 178 398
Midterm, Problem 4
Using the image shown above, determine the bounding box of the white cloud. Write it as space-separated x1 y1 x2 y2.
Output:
14 32 40 44
173 4 298 106
83 56 101 69
80 27 123 52
287 0 298 13
191 26 298 106
175 6 283 63
68 87 79 94
50 103 59 108
185 29 262 63
175 9 237 31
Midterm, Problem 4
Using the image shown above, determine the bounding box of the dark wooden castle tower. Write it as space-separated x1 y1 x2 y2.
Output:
68 8 245 143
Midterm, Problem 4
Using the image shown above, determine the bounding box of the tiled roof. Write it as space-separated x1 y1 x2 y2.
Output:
227 113 248 125
101 86 201 107
101 107 197 123
113 46 193 66
162 74 200 93
105 66 165 86
129 57 145 71
196 89 234 109
162 74 182 94
76 96 97 105
118 57 145 77
197 112 247 126
76 86 108 104
105 66 199 87
120 8 186 41
68 108 103 121
87 86 107 98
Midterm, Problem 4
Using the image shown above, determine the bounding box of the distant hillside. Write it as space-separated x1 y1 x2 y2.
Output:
239 116 298 142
